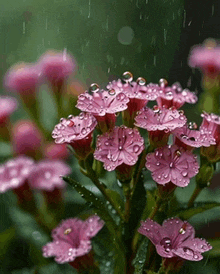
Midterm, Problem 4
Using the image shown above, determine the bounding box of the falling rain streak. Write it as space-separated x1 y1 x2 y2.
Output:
23 22 25 34
88 0 91 18
164 29 167 45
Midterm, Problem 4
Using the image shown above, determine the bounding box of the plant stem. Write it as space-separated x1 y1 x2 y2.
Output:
84 158 125 222
187 186 202 208
123 183 131 222
148 196 163 219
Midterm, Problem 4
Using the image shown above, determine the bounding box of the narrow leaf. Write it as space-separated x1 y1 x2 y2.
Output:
175 202 220 220
132 238 149 274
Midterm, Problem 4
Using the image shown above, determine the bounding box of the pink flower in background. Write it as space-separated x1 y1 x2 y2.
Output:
188 39 220 77
145 145 199 187
76 88 129 116
44 142 69 160
94 126 144 171
38 50 76 85
135 106 187 132
0 156 34 193
200 112 220 162
12 120 43 157
173 124 216 150
4 62 40 94
154 81 198 109
0 96 18 124
42 215 104 263
28 160 71 191
138 218 212 261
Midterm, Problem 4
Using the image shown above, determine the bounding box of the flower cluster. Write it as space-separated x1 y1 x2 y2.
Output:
0 155 71 194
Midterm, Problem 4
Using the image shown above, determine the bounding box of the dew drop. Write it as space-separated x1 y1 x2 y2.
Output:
122 71 133 83
68 114 73 119
89 83 100 93
136 77 146 85
64 228 72 235
108 89 116 96
182 170 188 177
133 145 140 153
188 122 197 130
179 228 186 234
159 78 168 87
81 128 87 135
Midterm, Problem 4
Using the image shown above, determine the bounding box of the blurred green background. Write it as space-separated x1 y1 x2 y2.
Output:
1 0 220 273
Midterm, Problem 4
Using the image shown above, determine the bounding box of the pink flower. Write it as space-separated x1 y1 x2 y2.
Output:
12 120 43 158
0 156 34 193
4 63 40 94
44 142 69 160
135 106 187 132
28 160 71 191
38 50 76 84
145 145 199 187
76 87 129 116
188 39 220 77
52 112 97 158
200 112 220 162
173 124 216 150
154 81 197 109
138 218 212 261
42 215 104 263
107 79 158 114
0 96 18 124
94 126 144 171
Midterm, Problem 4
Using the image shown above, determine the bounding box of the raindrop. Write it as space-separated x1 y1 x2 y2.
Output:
136 77 146 86
188 122 197 130
122 71 133 83
108 89 116 96
181 171 188 177
81 128 87 135
68 115 73 119
60 118 64 123
89 83 100 93
179 227 186 234
133 145 140 153
159 78 168 87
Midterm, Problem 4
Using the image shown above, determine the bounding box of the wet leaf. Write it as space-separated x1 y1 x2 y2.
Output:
175 202 220 220
132 238 149 274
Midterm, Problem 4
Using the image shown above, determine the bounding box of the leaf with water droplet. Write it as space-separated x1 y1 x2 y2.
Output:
132 237 149 274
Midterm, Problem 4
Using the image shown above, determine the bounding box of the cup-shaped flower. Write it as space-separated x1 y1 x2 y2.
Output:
44 142 69 160
188 39 220 78
42 215 104 264
12 120 43 158
76 87 129 131
28 160 71 191
52 112 97 159
145 145 199 187
154 81 197 109
200 112 220 162
173 124 216 151
4 62 40 94
0 156 34 193
94 126 144 171
0 96 18 125
138 218 212 261
135 106 187 147
38 50 76 86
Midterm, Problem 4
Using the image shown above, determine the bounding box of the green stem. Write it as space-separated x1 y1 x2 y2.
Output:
187 186 202 208
84 157 125 222
123 183 131 223
148 197 163 219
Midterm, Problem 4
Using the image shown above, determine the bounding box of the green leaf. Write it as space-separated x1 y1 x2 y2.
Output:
105 189 124 210
132 238 149 274
141 190 157 221
63 176 118 234
175 202 220 220
0 227 15 257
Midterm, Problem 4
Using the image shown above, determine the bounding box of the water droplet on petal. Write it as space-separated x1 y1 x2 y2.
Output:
108 89 116 96
89 83 100 93
159 78 168 87
133 145 140 153
136 77 146 85
122 71 133 83
64 228 72 234
81 128 87 135
182 171 188 177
